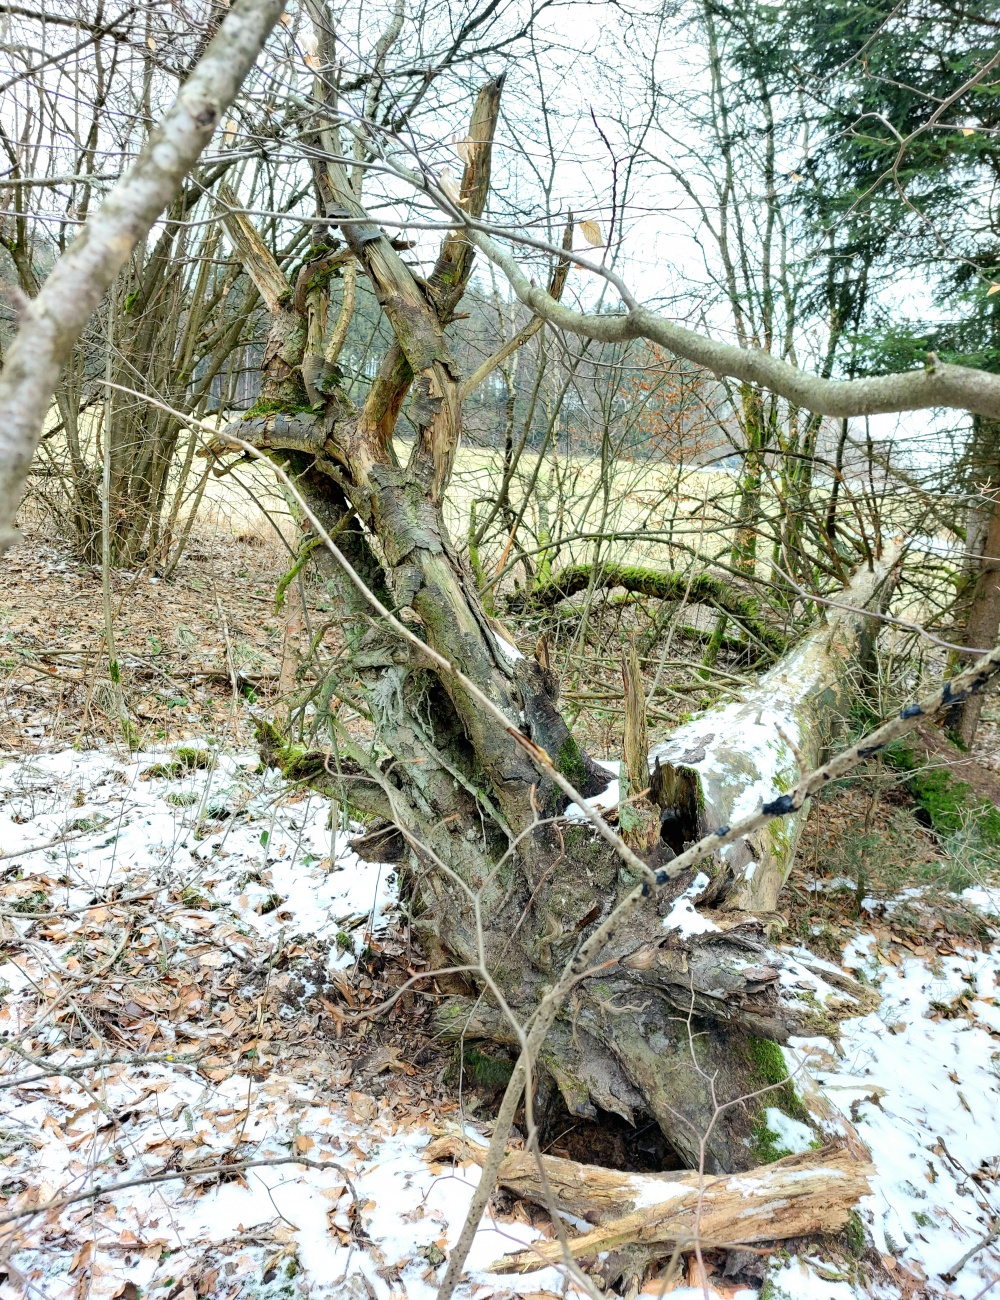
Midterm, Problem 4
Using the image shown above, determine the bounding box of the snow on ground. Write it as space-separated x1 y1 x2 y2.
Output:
778 931 1000 1300
0 743 589 1300
1 744 1000 1300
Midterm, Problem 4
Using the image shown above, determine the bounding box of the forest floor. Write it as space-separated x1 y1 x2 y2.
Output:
2 523 1000 1300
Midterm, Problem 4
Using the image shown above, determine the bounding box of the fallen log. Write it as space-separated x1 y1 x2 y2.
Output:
486 1144 872 1273
423 1132 872 1272
516 563 787 655
648 546 900 913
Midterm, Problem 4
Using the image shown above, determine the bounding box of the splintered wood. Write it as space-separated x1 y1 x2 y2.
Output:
425 1134 872 1273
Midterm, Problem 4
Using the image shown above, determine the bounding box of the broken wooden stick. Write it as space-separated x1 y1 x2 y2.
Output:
425 1135 871 1274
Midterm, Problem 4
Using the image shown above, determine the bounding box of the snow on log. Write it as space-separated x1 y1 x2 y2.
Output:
478 1143 873 1273
648 547 900 914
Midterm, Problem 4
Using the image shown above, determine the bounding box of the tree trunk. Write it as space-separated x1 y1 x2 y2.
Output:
947 416 1000 747
208 62 891 1178
649 549 898 914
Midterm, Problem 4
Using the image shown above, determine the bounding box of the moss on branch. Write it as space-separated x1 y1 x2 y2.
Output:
519 564 787 653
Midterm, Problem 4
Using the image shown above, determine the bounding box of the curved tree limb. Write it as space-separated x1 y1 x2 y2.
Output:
0 0 286 553
466 226 1000 421
519 562 787 652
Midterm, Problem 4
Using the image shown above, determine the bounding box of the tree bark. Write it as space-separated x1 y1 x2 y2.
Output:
204 67 897 1177
649 549 899 914
484 1144 872 1274
947 416 1000 747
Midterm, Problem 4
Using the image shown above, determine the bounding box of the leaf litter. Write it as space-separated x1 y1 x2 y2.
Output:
1 745 1000 1300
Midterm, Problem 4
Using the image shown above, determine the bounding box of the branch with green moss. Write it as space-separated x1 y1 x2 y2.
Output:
518 563 787 654
275 536 323 612
254 718 391 819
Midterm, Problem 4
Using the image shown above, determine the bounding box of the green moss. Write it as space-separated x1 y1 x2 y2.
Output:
255 719 308 774
747 1035 792 1090
556 734 588 789
11 890 48 915
742 1035 809 1163
750 1113 793 1164
142 746 211 780
844 1209 866 1257
275 537 322 613
885 739 1000 844
446 1044 514 1089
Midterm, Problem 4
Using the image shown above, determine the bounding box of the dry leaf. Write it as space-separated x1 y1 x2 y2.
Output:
279 11 292 25
987 283 1000 296
295 1134 315 1153
456 138 473 165
963 127 975 137
349 1091 378 1122
438 169 461 204
579 219 603 247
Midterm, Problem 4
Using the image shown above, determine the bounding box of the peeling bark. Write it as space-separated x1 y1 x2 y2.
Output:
486 1145 872 1273
425 1129 873 1267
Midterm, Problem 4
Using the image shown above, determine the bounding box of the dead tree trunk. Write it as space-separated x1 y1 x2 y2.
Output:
209 48 888 1176
946 415 1000 747
649 551 898 914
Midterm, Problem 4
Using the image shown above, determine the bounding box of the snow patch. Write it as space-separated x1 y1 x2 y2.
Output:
763 1107 815 1155
786 931 1000 1298
563 760 621 821
493 631 524 661
662 870 719 936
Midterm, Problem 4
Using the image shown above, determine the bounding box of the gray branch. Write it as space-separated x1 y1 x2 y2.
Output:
0 0 286 552
468 227 1000 421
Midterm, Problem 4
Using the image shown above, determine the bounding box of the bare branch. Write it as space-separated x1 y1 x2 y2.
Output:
0 0 286 552
466 226 1000 421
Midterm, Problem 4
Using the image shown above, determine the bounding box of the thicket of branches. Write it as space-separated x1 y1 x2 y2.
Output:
2 0 1000 1292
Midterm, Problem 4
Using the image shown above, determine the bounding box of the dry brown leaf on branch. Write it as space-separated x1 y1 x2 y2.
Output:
579 219 603 246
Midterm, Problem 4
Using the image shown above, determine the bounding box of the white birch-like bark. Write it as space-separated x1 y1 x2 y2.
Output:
0 0 286 552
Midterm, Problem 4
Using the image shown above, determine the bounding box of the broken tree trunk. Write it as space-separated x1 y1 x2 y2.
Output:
649 548 899 913
491 1146 871 1273
423 1132 872 1274
209 52 891 1177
